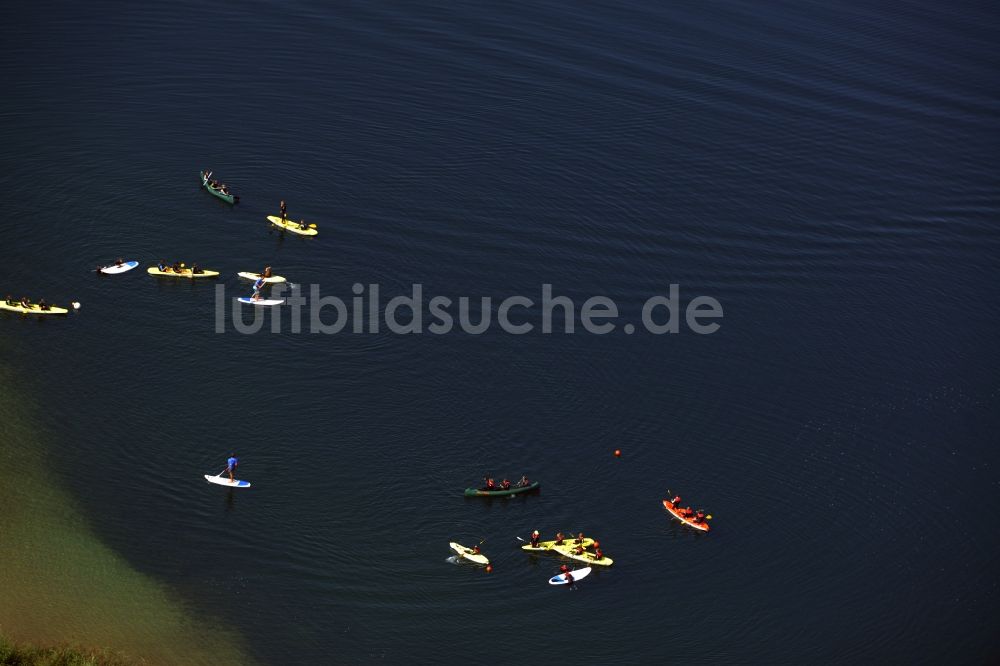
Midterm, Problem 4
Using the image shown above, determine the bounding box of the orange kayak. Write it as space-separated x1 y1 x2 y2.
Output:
662 499 710 532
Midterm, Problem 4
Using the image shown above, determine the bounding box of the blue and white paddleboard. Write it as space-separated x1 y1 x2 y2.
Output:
204 474 251 488
238 297 284 306
549 567 591 585
100 260 139 274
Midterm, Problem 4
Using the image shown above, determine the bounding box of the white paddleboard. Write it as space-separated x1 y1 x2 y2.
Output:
100 260 139 274
237 272 286 284
238 297 285 306
549 567 592 585
204 474 251 488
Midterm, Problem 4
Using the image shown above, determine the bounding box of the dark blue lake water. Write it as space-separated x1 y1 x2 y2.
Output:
2 0 998 663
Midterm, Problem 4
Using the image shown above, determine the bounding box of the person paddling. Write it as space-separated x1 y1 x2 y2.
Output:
251 276 266 301
279 200 287 221
530 530 540 548
226 453 239 482
261 266 273 278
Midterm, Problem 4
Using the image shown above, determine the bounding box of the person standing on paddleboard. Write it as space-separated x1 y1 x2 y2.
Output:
226 453 239 482
251 276 265 301
279 200 287 221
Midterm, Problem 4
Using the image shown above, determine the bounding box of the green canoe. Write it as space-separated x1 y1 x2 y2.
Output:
463 481 540 497
200 171 238 204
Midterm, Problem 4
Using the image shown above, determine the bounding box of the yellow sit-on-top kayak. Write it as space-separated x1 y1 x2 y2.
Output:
552 543 614 567
0 302 69 315
267 216 318 236
449 542 489 565
521 536 595 552
147 267 220 278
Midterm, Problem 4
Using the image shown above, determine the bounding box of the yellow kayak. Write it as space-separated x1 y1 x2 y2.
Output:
267 215 318 236
147 267 220 279
237 272 286 284
0 302 69 315
521 537 595 552
449 542 489 565
552 543 614 567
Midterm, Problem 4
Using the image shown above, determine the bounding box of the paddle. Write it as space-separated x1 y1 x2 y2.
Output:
456 537 486 561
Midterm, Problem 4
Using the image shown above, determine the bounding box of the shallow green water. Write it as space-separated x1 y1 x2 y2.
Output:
0 350 251 665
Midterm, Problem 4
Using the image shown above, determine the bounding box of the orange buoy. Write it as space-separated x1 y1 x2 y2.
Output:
614 449 621 457
485 564 493 573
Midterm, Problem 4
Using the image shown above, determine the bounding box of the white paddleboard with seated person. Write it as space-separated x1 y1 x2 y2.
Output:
237 272 286 284
205 474 251 488
549 567 592 585
100 260 139 274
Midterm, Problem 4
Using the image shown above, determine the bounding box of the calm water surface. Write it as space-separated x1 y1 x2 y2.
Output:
1 1 998 663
